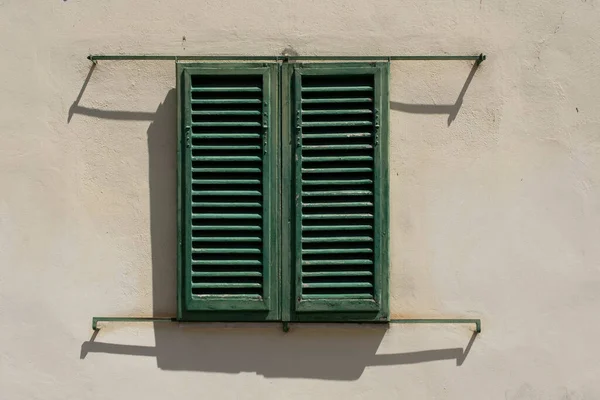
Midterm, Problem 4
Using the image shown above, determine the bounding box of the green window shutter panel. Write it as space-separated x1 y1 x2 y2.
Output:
291 63 389 321
177 63 280 321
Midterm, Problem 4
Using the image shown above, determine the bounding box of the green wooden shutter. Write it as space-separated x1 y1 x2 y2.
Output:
291 63 389 321
177 63 280 321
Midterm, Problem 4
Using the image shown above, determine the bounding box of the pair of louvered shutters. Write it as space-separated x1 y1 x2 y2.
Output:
178 62 388 322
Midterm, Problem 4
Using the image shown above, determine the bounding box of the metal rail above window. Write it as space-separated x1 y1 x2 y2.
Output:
87 54 486 64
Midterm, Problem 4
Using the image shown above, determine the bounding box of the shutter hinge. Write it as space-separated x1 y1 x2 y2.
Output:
263 106 268 154
296 111 302 147
374 109 380 146
185 126 191 148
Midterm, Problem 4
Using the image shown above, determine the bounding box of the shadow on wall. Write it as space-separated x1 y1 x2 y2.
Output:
82 326 477 379
72 63 478 379
390 62 480 126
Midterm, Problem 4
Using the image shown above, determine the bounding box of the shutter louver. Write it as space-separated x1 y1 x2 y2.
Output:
179 64 279 321
292 64 389 319
190 72 264 298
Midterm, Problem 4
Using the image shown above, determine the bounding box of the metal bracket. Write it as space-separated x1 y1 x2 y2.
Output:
295 112 302 147
185 126 191 148
476 53 486 66
263 107 268 154
374 109 380 146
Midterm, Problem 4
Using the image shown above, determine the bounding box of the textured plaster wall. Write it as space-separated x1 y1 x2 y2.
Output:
1 0 599 399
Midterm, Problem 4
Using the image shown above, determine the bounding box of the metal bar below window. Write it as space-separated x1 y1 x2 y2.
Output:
91 316 481 333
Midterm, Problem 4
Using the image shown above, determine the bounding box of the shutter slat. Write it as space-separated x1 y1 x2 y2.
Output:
192 225 261 231
192 145 262 150
191 110 261 116
302 144 373 150
302 179 373 185
191 98 262 104
191 86 262 92
191 260 262 266
192 213 262 219
302 121 372 127
192 237 262 242
193 167 262 173
302 109 373 115
302 259 373 266
302 167 373 173
191 122 262 127
302 248 373 255
192 202 262 207
302 97 373 104
192 156 262 162
302 225 373 231
192 179 261 185
303 272 373 279
303 282 373 288
302 86 373 92
191 282 262 288
302 156 373 162
192 248 262 254
192 190 262 196
302 237 373 243
192 134 261 139
302 260 373 266
302 190 373 196
302 294 374 299
302 214 373 219
303 271 373 277
192 271 263 277
302 202 373 208
302 133 371 139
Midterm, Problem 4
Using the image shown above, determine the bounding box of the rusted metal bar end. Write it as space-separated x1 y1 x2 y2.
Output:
92 317 176 331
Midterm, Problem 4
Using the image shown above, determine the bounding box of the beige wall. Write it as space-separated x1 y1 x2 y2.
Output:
2 0 600 398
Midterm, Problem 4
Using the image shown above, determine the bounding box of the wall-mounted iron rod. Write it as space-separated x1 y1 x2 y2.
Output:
87 54 486 64
92 317 481 333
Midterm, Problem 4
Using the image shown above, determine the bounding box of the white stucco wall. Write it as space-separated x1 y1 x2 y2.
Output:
1 0 600 398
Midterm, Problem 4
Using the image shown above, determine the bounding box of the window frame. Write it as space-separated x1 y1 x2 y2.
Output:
177 61 389 323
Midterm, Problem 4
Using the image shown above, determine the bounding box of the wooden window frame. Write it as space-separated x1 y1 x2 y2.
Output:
177 62 389 322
